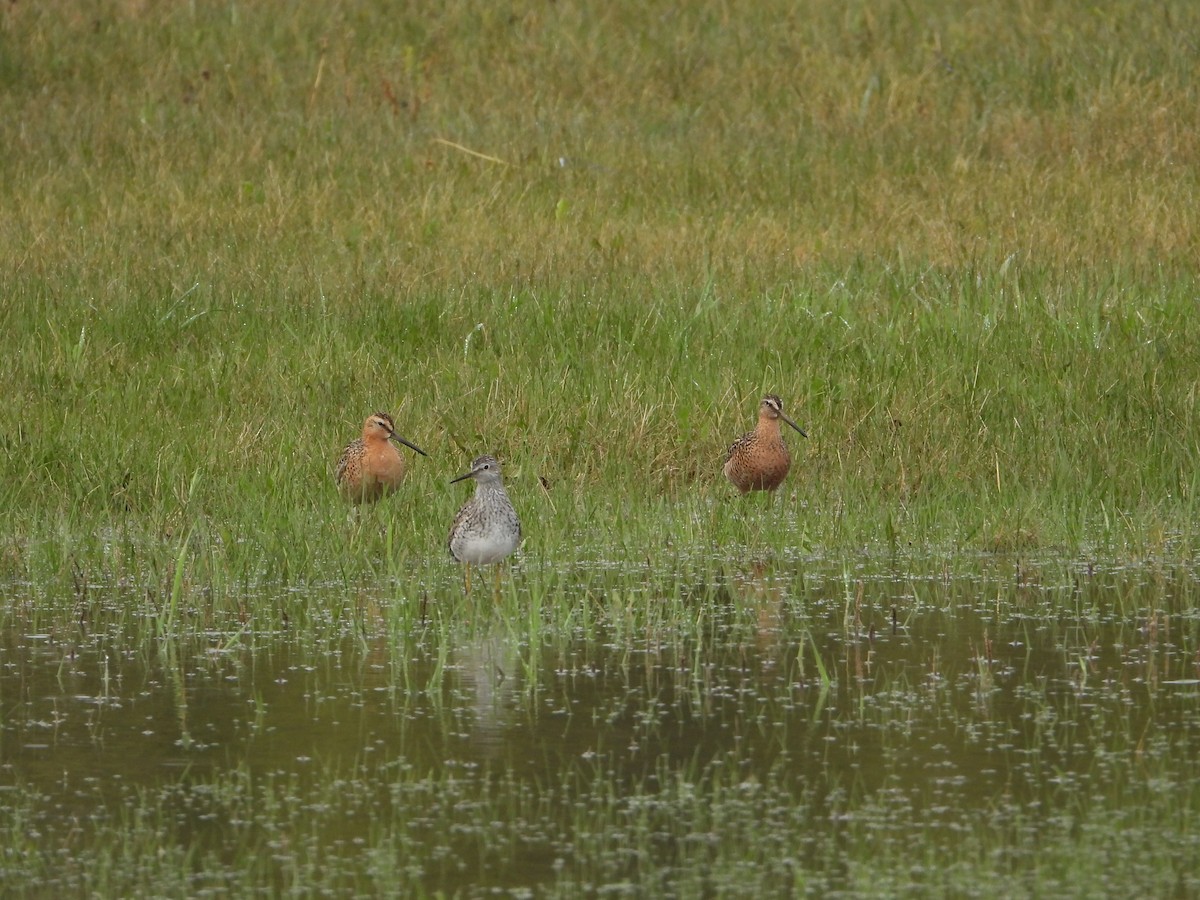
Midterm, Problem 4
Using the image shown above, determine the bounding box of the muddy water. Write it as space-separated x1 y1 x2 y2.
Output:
2 561 1199 893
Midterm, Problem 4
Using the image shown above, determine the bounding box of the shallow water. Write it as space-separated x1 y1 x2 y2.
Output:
2 559 1199 895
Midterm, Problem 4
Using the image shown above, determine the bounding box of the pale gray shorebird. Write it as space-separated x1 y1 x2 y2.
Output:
723 394 807 494
335 413 428 504
448 455 522 591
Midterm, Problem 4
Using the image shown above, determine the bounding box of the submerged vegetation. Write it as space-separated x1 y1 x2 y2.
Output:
3 564 1199 897
1 0 1199 592
1 0 1199 895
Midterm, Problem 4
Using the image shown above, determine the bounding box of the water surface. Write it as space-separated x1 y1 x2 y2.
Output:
2 559 1198 895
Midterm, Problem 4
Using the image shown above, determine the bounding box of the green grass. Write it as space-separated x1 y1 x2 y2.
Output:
1 0 1199 616
2 4 1200 892
3 268 1198 606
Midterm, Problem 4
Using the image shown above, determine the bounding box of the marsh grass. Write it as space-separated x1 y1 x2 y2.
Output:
3 3 1200 892
3 5 1199 588
5 247 1200 571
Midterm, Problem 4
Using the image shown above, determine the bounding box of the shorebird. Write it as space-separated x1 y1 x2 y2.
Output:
448 455 521 590
335 412 427 504
723 394 807 494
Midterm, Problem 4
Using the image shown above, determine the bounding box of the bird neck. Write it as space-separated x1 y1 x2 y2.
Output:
756 416 781 438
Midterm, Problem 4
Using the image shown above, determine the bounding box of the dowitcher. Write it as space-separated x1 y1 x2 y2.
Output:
448 455 521 590
335 412 428 504
723 394 808 494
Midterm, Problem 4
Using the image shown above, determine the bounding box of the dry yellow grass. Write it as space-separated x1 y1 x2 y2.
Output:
2 0 1198 291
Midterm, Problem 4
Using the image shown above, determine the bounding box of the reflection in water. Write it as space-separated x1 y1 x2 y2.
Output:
451 634 525 755
1 563 1199 894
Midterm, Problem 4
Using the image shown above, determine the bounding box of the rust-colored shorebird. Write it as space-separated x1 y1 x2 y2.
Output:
448 455 521 591
723 394 807 494
335 412 428 504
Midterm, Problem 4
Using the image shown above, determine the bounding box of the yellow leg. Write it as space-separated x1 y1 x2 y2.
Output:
463 562 472 593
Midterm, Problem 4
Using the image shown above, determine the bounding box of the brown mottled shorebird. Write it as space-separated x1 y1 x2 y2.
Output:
448 455 521 591
723 394 807 494
335 412 428 504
